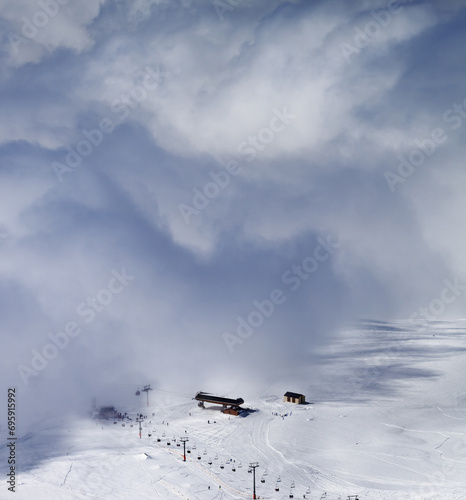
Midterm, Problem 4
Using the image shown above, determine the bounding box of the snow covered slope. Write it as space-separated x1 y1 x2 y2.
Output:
2 320 466 499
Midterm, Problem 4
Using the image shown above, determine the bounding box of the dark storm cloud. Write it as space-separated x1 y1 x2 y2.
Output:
0 0 466 429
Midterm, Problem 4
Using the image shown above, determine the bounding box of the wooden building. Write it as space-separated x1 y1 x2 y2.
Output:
194 392 244 416
98 405 117 419
283 392 305 404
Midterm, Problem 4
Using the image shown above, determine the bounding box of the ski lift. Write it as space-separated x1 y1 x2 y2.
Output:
203 449 207 455
291 481 295 488
208 460 212 465
275 486 280 492
248 468 252 473
263 469 268 476
232 467 236 472
238 462 242 468
135 388 141 396
220 464 224 469
289 494 294 499
277 476 281 482
261 478 265 483
197 455 201 460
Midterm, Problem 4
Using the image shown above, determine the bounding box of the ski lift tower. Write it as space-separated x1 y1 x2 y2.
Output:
180 436 189 461
249 462 259 499
142 385 153 407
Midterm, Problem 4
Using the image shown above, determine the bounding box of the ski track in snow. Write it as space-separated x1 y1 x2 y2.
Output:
3 320 466 499
60 445 74 488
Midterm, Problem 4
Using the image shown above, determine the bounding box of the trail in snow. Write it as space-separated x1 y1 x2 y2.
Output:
3 320 466 499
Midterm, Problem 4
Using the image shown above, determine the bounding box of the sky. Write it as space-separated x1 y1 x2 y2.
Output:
1 0 466 426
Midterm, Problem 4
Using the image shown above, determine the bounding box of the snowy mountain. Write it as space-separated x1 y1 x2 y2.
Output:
3 320 466 499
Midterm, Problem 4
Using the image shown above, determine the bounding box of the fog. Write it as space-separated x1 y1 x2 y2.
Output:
1 0 466 431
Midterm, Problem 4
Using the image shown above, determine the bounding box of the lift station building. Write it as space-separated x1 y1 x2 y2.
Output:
194 392 245 416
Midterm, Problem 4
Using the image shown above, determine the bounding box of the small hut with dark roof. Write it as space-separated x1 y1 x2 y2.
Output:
283 392 305 404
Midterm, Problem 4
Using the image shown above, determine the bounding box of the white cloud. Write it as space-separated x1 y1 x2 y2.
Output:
1 0 466 419
1 0 105 67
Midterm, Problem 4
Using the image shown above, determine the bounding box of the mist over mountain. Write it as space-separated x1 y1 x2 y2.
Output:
1 0 466 430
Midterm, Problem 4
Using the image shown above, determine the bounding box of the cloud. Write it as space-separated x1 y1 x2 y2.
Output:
0 0 105 68
0 0 466 433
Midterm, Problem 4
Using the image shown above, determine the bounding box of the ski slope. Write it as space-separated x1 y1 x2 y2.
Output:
2 320 466 499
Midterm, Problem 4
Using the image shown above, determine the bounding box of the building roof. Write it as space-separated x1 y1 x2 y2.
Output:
195 392 244 406
284 391 304 399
